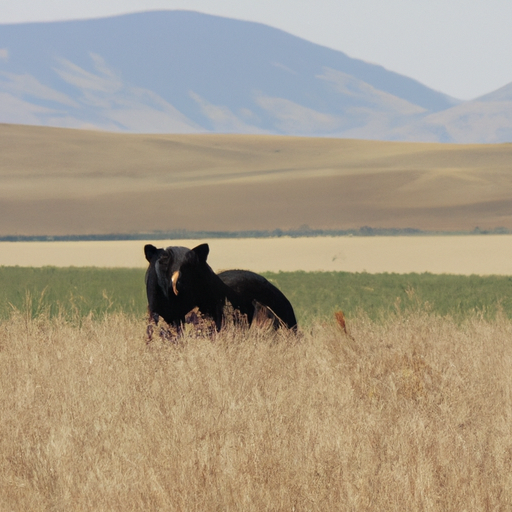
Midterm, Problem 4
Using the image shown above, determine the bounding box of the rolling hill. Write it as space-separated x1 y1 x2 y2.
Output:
0 10 473 141
2 124 512 237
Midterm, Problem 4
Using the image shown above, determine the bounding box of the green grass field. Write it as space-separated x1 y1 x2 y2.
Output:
267 271 512 323
0 267 146 320
1 267 512 324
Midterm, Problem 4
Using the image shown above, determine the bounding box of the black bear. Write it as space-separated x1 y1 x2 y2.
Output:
173 243 297 332
144 243 297 334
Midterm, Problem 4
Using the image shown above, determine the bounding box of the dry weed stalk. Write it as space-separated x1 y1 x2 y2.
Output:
1 311 512 510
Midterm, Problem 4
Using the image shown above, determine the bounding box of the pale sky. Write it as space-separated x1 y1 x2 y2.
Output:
1 0 510 101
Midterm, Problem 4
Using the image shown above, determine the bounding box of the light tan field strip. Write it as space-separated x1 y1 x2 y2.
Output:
2 125 512 235
2 236 512 275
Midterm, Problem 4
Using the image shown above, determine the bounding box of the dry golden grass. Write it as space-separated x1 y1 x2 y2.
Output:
3 124 512 235
2 311 512 510
6 236 512 276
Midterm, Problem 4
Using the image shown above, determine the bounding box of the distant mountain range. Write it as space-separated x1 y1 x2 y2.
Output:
0 11 511 143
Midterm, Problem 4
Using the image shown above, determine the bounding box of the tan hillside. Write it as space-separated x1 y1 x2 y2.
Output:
2 123 512 236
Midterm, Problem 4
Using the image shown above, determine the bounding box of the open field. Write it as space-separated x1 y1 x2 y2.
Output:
2 124 512 235
2 266 512 324
3 235 512 275
2 311 512 510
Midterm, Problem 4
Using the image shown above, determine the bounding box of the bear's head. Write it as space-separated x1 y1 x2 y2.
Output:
144 243 195 325
172 243 216 300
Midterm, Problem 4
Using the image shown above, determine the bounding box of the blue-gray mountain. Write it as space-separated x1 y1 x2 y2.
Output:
0 11 509 142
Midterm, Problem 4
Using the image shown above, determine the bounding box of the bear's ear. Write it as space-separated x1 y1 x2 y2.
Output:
191 243 210 263
144 244 158 262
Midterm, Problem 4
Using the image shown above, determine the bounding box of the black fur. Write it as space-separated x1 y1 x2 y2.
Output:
144 244 194 328
175 244 297 331
218 269 297 330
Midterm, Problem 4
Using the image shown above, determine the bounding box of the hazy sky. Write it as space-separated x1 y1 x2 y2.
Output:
1 0 510 101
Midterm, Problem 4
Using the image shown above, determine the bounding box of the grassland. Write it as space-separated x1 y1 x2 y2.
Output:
3 266 512 509
2 310 512 510
0 267 146 320
3 124 512 236
2 266 512 324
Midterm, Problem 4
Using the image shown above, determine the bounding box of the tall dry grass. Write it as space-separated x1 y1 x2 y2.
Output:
1 311 512 510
